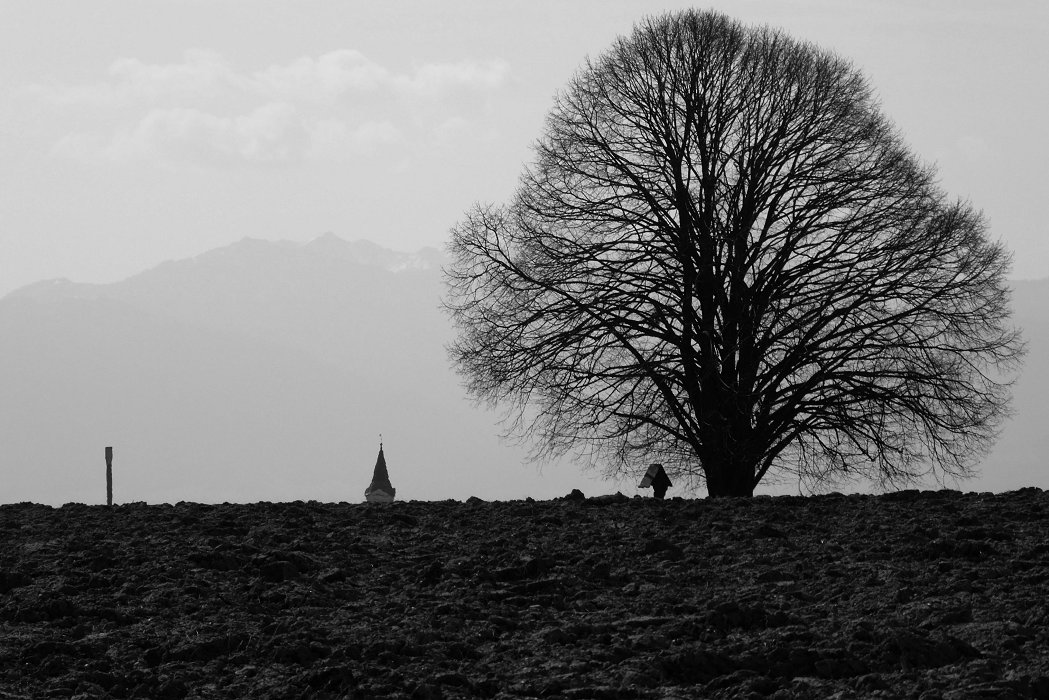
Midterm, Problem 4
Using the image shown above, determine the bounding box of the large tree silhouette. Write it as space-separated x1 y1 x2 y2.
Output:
443 10 1023 497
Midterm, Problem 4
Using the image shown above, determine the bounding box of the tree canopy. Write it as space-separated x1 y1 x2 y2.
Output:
443 10 1023 497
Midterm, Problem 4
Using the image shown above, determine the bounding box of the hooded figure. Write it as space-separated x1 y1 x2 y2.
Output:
365 443 396 503
639 463 672 499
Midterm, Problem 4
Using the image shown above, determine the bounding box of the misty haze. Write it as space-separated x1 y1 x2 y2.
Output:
2 231 1046 504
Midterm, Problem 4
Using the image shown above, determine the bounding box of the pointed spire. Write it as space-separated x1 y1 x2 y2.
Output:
365 437 396 502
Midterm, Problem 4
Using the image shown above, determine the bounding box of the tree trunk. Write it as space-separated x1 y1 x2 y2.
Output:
703 452 757 497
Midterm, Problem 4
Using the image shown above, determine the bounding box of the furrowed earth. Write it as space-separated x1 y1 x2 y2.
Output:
1 489 1048 699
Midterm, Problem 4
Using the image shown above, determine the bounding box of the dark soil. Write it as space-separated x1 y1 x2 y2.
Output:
2 489 1048 698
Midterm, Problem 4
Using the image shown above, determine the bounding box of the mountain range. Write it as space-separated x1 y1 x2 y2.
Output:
0 235 611 505
0 234 1045 504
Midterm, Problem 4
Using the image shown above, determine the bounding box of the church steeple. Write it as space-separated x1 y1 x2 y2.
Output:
365 437 396 503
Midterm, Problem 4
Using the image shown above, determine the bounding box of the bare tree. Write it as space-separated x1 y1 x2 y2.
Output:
443 10 1023 497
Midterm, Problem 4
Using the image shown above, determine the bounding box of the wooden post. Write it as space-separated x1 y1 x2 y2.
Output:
105 446 113 507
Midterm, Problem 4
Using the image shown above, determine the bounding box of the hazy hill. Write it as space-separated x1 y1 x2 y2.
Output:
7 235 449 378
1 235 1045 505
0 235 611 505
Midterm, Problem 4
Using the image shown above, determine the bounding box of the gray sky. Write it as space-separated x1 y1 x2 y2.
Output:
1 1 1047 298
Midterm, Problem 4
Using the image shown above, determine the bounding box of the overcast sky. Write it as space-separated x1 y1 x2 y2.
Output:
2 1 1047 298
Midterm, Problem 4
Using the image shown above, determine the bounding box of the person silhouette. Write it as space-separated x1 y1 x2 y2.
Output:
639 464 672 499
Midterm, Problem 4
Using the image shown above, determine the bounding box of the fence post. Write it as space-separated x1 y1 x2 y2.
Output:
105 446 113 507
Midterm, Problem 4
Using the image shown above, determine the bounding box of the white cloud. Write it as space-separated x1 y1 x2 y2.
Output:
250 51 508 102
31 49 507 107
108 49 242 103
129 102 309 166
252 50 391 103
398 60 508 97
54 103 402 168
62 103 310 167
33 48 507 167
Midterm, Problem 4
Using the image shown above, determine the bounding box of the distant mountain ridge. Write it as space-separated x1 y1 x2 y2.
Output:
5 234 453 381
7 234 446 303
300 233 445 272
0 234 612 505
